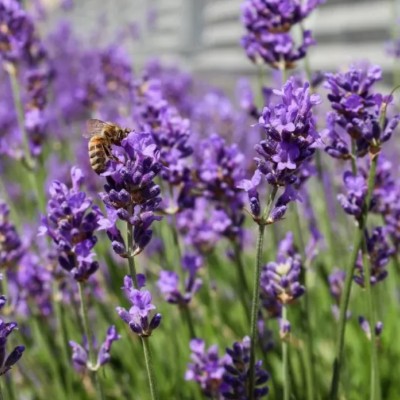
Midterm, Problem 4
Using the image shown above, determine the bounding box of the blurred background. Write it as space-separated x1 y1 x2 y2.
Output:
37 0 399 86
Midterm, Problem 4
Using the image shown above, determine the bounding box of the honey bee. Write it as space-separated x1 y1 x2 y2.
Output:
84 119 130 174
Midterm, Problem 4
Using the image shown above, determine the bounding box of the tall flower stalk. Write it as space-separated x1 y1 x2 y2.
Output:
96 128 162 400
40 167 106 398
239 77 320 398
325 65 400 400
330 156 378 400
77 283 104 400
5 63 44 211
1 0 51 212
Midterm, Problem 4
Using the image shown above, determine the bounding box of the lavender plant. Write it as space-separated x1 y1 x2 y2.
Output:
1 1 400 399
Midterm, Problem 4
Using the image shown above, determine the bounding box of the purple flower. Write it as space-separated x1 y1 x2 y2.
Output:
24 66 52 156
324 64 400 157
143 60 194 116
279 318 291 339
255 78 320 187
328 269 346 303
69 325 120 372
116 275 161 337
16 253 53 317
195 134 246 240
0 276 24 376
0 201 24 270
242 29 316 69
261 232 304 307
240 0 322 68
328 269 350 320
222 336 269 399
322 112 352 160
240 79 319 224
354 227 394 287
238 170 262 217
0 0 34 63
98 132 162 256
157 253 203 305
241 0 324 33
185 339 229 398
0 0 51 158
134 77 192 186
370 157 398 216
358 316 383 340
337 171 367 220
39 167 102 282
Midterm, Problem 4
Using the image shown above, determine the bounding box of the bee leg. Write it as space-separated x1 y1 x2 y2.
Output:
103 145 119 161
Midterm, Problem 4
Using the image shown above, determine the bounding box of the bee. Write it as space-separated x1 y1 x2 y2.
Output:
84 119 130 174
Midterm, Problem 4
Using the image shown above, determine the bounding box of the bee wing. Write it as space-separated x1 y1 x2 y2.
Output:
83 119 110 138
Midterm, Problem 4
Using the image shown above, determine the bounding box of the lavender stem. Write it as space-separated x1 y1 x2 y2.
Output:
53 288 73 396
126 222 159 400
248 185 278 399
282 305 290 400
293 204 315 400
362 241 380 400
330 155 378 400
78 282 104 400
181 304 196 339
126 219 139 288
168 184 182 261
6 63 45 212
248 223 265 400
141 338 159 400
232 239 250 323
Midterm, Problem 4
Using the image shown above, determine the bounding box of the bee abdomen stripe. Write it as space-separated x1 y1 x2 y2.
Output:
89 150 105 158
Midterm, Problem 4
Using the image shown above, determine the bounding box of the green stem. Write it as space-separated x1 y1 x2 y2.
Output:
362 240 379 400
141 338 159 400
168 184 182 262
53 290 73 396
181 304 196 338
6 64 45 212
256 64 266 110
126 227 159 400
282 306 290 400
248 223 265 400
281 64 287 84
78 282 104 400
0 379 3 400
329 155 378 400
351 139 357 175
5 375 15 400
126 218 139 287
293 204 315 400
170 220 182 261
232 239 250 323
249 186 278 399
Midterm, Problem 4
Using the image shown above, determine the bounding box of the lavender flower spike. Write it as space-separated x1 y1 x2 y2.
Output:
222 336 269 399
98 131 162 256
255 78 321 187
0 276 25 376
240 0 322 68
117 275 161 337
324 64 400 158
69 325 120 372
157 252 202 306
185 339 229 398
0 201 24 270
39 167 102 282
261 232 305 306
